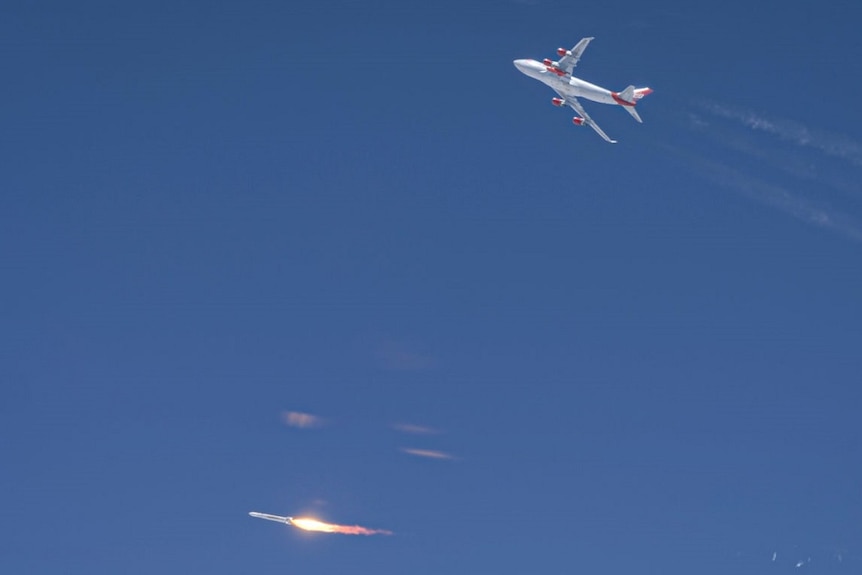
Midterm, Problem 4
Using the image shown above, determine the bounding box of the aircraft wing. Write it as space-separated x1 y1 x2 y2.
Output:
556 37 593 74
562 94 617 144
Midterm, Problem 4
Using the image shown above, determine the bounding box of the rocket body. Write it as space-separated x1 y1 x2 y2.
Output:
249 511 293 525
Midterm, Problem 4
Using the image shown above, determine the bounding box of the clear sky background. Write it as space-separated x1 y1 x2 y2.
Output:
2 1 860 573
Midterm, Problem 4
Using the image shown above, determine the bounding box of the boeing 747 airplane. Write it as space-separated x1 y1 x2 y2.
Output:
514 37 652 143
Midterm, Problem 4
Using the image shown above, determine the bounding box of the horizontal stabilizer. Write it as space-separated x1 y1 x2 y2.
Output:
623 105 643 123
615 85 652 123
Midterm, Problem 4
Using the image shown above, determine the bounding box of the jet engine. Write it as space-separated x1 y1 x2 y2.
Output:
557 47 569 57
551 97 565 107
572 117 585 126
541 58 566 76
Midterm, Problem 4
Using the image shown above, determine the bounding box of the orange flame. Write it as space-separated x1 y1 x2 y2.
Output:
292 517 392 536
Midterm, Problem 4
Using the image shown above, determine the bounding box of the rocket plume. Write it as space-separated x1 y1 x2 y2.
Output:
291 517 393 536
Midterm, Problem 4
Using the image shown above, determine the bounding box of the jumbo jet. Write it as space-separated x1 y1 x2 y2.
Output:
514 37 652 143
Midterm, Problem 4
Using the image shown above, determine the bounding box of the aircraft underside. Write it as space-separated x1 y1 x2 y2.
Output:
514 37 652 143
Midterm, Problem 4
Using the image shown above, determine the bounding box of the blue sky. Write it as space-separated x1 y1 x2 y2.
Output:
2 1 860 573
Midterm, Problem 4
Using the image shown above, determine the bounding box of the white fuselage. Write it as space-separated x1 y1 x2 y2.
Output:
513 59 618 106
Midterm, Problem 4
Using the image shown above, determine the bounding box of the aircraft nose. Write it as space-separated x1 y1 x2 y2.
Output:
514 59 542 77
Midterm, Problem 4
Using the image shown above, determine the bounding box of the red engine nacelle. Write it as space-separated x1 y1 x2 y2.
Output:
542 59 567 76
551 97 565 107
557 47 569 57
572 117 585 126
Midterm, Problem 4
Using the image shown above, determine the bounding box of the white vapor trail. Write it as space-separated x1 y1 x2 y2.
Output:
671 100 862 241
709 164 862 241
663 143 862 242
700 102 862 168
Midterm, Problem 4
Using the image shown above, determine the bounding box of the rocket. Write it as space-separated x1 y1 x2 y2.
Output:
249 511 293 525
248 511 393 535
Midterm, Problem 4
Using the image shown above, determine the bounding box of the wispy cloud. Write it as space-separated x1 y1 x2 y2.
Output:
696 116 862 200
281 410 327 429
400 448 456 460
663 143 862 242
699 102 862 168
673 101 862 241
392 423 442 435
375 340 435 371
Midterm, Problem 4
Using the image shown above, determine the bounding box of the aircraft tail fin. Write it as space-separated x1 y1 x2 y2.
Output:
633 87 653 100
616 86 652 123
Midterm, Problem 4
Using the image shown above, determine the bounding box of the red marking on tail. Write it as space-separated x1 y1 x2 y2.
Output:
611 92 636 106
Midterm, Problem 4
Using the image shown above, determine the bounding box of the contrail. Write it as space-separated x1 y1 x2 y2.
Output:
699 101 862 168
660 142 862 242
249 511 392 535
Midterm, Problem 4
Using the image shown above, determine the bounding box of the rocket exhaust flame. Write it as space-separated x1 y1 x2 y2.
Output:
249 511 392 536
291 517 393 536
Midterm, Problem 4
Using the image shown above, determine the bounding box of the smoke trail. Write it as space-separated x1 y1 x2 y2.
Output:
291 517 393 536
